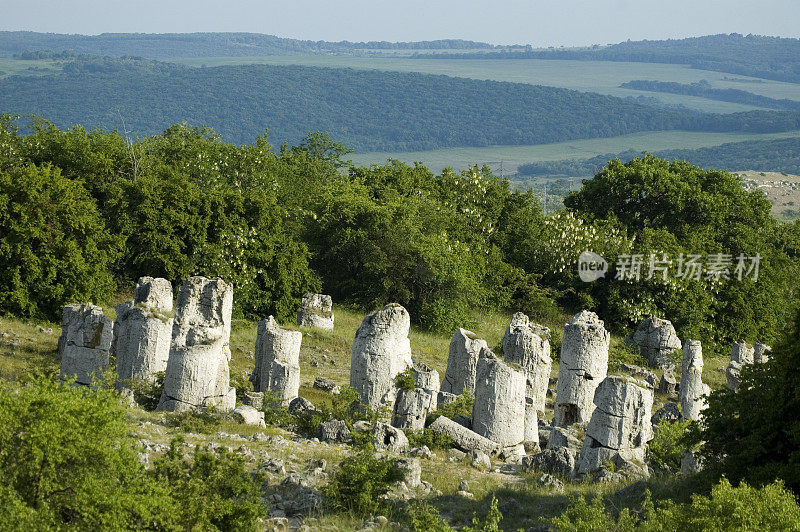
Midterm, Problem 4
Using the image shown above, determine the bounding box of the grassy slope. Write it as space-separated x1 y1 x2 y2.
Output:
348 129 800 175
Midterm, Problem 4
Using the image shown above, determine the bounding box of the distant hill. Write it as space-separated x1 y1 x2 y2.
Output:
0 31 515 59
516 137 800 178
416 34 800 84
2 56 799 151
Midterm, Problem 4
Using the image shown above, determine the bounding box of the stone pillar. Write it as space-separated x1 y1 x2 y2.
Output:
296 293 334 330
59 303 113 386
350 304 413 410
157 277 235 412
754 343 771 364
554 311 610 427
680 340 710 420
624 316 681 369
472 348 526 454
726 340 756 392
393 361 441 430
577 376 653 476
113 277 173 385
502 312 551 446
442 328 487 396
251 316 302 405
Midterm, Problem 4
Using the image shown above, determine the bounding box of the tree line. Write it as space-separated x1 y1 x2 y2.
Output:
621 79 800 111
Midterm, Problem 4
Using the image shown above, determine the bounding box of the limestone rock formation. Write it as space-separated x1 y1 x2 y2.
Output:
233 405 266 427
157 277 235 412
392 362 441 430
577 376 653 477
554 311 610 427
318 419 353 443
754 343 771 364
296 293 334 330
428 416 499 455
680 340 710 421
349 304 413 410
731 340 755 365
59 303 113 386
251 316 302 405
521 447 576 478
442 328 488 396
502 312 551 447
471 348 527 453
625 316 681 369
113 277 173 386
371 422 409 452
726 361 743 392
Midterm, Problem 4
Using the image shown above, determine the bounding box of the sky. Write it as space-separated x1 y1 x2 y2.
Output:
1 0 798 47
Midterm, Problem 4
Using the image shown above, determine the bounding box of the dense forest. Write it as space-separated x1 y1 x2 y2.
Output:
418 34 800 84
0 31 512 58
2 56 800 151
621 80 800 111
516 137 800 178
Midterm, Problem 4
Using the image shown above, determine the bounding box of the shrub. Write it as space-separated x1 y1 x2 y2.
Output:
0 376 173 528
324 445 406 515
428 391 474 424
151 439 268 531
407 500 455 532
406 428 454 451
395 368 416 392
0 163 118 319
649 419 693 472
166 409 224 434
121 371 164 411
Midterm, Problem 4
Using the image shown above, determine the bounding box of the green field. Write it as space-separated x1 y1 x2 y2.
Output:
0 57 60 77
172 55 800 114
347 129 800 175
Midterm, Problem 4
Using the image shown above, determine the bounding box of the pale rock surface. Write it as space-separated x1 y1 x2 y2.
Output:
680 340 711 420
158 277 235 412
371 422 409 452
754 343 771 364
113 277 173 386
577 376 653 477
428 416 499 455
625 316 681 369
59 303 113 386
521 447 576 477
554 311 610 427
350 304 413 410
317 420 353 443
233 405 266 427
251 316 302 405
502 312 551 447
296 293 334 330
472 348 527 451
442 328 488 396
392 361 441 430
731 340 755 365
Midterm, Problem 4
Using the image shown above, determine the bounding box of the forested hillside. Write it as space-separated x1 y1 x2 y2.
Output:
621 80 800 111
0 31 509 58
516 137 800 178
2 56 800 150
419 34 800 84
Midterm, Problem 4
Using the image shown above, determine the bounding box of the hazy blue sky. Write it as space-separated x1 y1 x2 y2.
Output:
1 0 798 46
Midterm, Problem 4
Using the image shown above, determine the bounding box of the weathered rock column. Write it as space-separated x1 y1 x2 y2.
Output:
502 312 552 446
554 311 610 427
754 343 771 364
350 304 413 410
393 361 441 430
157 277 235 412
577 376 653 477
251 316 302 405
296 293 334 330
726 339 756 392
442 328 487 396
59 303 113 385
625 316 681 369
113 277 173 385
472 348 527 454
680 340 710 420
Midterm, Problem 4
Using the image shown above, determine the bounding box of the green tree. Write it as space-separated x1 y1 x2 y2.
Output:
0 163 118 319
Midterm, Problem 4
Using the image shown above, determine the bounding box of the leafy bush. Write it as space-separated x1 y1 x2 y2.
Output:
324 445 406 515
428 391 475 424
121 371 164 411
0 163 118 319
395 368 416 392
551 480 800 531
0 376 173 528
151 439 267 531
166 409 224 434
406 428 454 451
649 420 693 472
406 497 505 532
